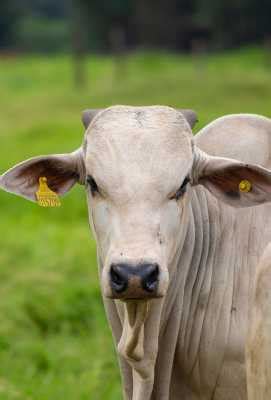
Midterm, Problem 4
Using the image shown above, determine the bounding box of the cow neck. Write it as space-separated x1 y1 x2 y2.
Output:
107 186 235 400
176 185 221 356
117 188 201 399
152 186 227 399
158 186 210 334
113 187 214 399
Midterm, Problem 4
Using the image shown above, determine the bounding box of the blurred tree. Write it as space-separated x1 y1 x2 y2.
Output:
0 1 22 50
133 0 201 50
17 17 69 53
71 0 89 87
196 0 271 48
82 0 132 51
28 0 68 19
1 0 271 53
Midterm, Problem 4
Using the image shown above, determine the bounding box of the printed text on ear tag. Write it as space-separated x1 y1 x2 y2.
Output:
239 179 252 193
36 177 61 207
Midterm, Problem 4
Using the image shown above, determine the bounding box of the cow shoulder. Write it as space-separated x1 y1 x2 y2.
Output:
195 114 271 168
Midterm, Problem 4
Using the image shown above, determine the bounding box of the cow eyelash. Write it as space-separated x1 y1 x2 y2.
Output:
171 177 190 200
86 175 99 195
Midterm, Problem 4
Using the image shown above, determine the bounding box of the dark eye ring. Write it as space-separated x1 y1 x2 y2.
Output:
86 175 99 195
171 177 190 200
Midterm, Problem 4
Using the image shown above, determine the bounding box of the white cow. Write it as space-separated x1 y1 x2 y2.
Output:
246 242 271 400
1 106 271 400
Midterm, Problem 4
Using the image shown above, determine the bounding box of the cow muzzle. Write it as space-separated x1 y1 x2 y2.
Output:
109 262 161 299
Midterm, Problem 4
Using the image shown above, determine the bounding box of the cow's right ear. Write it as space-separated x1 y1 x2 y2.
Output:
0 149 85 202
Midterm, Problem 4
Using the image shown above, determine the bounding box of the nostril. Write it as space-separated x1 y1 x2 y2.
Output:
110 264 128 293
142 264 159 293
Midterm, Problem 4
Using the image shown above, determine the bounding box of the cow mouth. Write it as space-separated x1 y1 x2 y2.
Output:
117 300 150 362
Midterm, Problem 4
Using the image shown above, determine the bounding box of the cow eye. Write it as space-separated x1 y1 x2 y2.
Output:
86 175 99 195
171 177 190 200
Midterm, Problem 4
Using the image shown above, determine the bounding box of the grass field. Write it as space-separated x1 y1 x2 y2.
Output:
0 47 271 399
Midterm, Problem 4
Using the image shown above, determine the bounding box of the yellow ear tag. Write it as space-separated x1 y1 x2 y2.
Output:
36 177 61 207
239 179 252 193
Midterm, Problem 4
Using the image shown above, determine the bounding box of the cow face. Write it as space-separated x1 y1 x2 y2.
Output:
2 106 271 303
84 106 194 300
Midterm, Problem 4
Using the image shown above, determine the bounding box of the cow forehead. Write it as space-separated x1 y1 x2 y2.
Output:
84 106 193 195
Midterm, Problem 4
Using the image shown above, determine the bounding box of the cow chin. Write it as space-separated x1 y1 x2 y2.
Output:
117 299 150 362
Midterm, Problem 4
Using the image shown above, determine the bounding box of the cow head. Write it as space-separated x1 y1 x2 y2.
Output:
1 106 271 305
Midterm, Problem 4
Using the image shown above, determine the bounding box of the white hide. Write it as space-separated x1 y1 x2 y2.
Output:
1 107 271 400
82 108 271 400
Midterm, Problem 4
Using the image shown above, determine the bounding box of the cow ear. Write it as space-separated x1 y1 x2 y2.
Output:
0 149 85 202
82 109 102 129
178 109 198 129
193 148 271 208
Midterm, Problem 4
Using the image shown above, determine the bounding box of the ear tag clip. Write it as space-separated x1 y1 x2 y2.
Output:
36 177 61 207
239 179 252 193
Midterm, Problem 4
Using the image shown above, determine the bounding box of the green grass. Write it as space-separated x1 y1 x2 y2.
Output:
0 46 271 399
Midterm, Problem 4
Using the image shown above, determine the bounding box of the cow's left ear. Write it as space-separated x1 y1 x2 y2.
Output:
193 148 271 208
0 148 85 202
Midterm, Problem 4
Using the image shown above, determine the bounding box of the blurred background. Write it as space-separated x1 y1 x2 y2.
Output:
0 1 271 399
